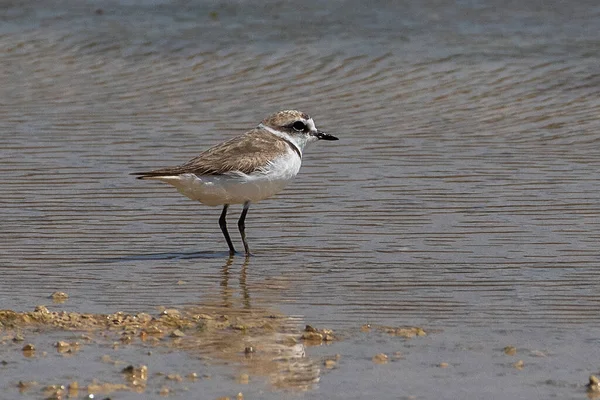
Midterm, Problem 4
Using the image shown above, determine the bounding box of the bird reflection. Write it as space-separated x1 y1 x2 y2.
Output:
220 255 251 309
179 254 320 392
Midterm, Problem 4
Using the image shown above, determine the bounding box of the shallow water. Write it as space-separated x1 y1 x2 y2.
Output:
1 0 600 398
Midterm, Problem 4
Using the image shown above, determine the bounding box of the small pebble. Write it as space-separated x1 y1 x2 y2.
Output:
301 331 323 341
50 292 69 302
17 380 37 392
513 360 524 370
122 364 149 381
68 381 79 396
100 355 112 363
238 373 249 384
13 333 25 342
372 353 388 364
34 305 49 313
231 324 247 331
186 372 199 381
55 341 70 350
159 385 170 396
587 375 600 393
22 343 35 354
503 345 517 356
194 313 214 320
166 374 183 382
120 335 133 344
170 329 185 338
145 326 163 334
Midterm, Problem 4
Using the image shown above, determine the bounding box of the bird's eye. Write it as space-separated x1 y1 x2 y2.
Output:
292 121 306 132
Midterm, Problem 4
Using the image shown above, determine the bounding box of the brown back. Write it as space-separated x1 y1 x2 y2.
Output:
136 129 294 177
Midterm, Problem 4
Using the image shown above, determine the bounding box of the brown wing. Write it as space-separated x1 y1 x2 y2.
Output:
133 129 292 178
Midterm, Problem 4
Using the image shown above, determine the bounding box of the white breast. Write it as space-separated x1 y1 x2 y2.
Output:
153 148 302 206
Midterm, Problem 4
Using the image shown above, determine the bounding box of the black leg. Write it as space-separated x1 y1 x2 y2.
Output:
219 204 236 255
238 201 251 255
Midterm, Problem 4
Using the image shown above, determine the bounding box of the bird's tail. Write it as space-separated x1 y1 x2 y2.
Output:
130 172 154 180
131 164 186 179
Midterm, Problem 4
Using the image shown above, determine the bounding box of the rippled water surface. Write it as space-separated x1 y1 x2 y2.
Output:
2 0 600 398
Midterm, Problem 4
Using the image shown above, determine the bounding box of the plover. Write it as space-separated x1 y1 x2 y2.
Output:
133 110 338 255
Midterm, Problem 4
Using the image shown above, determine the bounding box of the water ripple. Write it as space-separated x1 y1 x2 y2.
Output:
1 1 600 333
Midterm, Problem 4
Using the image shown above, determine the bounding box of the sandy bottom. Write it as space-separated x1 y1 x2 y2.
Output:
1 293 596 400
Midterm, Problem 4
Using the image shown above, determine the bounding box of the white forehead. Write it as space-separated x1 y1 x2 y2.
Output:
306 118 316 131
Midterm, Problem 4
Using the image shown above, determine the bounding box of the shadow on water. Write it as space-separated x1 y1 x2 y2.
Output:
74 251 255 313
87 250 241 263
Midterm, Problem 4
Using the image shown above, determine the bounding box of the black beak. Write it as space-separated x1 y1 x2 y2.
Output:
314 130 339 141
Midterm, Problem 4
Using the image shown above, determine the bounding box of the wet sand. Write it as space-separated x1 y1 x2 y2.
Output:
2 296 339 398
2 294 597 399
2 295 433 399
